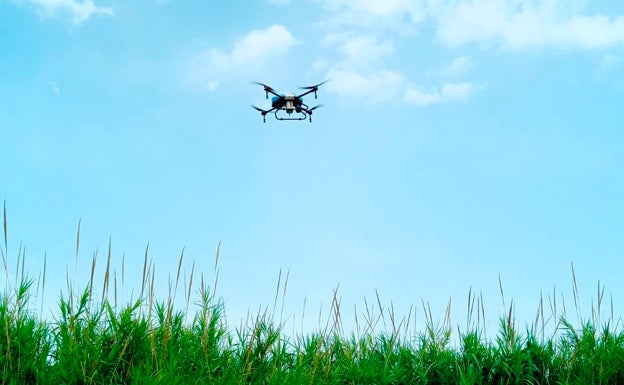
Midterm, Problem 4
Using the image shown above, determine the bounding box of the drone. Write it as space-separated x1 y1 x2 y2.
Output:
251 81 325 123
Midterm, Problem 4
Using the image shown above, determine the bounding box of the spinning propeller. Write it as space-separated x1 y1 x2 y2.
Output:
251 82 278 99
304 105 322 122
251 105 270 122
298 80 327 99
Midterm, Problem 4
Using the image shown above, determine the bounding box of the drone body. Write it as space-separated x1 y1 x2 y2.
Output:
252 81 325 122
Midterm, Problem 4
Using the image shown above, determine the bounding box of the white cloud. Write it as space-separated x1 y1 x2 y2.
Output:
314 5 488 107
317 0 425 29
433 0 624 50
312 0 624 107
320 30 476 106
599 55 622 72
203 80 219 92
188 25 298 92
403 87 440 106
207 24 298 71
326 68 405 103
49 81 61 94
321 31 404 103
316 0 624 51
441 82 474 100
323 33 395 68
312 58 330 72
404 82 474 106
17 0 114 24
440 56 473 78
329 0 420 17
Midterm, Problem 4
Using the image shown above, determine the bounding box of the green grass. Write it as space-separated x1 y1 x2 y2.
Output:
2 204 624 384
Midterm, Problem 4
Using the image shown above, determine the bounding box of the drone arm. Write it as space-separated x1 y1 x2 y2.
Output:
252 82 282 99
297 81 326 99
303 104 321 122
265 88 281 98
296 88 317 99
251 105 276 123
264 108 276 122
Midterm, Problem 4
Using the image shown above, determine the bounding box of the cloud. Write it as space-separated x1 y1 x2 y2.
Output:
320 31 404 103
316 0 624 51
404 82 474 106
313 0 623 107
440 56 473 78
599 55 622 72
207 24 298 72
202 80 219 92
188 25 298 91
330 0 420 18
326 68 405 103
317 0 425 29
404 88 439 106
433 0 624 50
320 32 477 106
49 81 61 94
441 82 474 100
323 33 395 68
16 0 114 24
315 5 493 107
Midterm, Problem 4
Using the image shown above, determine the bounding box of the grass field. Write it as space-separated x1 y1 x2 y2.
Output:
2 206 624 384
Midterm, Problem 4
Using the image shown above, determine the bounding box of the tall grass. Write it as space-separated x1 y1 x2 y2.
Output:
2 202 624 384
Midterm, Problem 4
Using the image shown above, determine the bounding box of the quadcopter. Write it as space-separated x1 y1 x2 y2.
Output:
251 81 325 123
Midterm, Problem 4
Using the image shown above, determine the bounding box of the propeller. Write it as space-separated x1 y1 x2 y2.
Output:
298 80 327 99
306 105 322 122
299 80 328 90
251 82 277 99
251 105 270 122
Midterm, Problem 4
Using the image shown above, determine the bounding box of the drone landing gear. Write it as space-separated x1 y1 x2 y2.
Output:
275 110 311 122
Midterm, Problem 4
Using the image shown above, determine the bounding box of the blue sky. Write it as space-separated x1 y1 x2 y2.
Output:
2 0 624 337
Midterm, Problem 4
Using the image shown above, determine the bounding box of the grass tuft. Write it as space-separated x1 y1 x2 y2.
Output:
1 219 623 384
